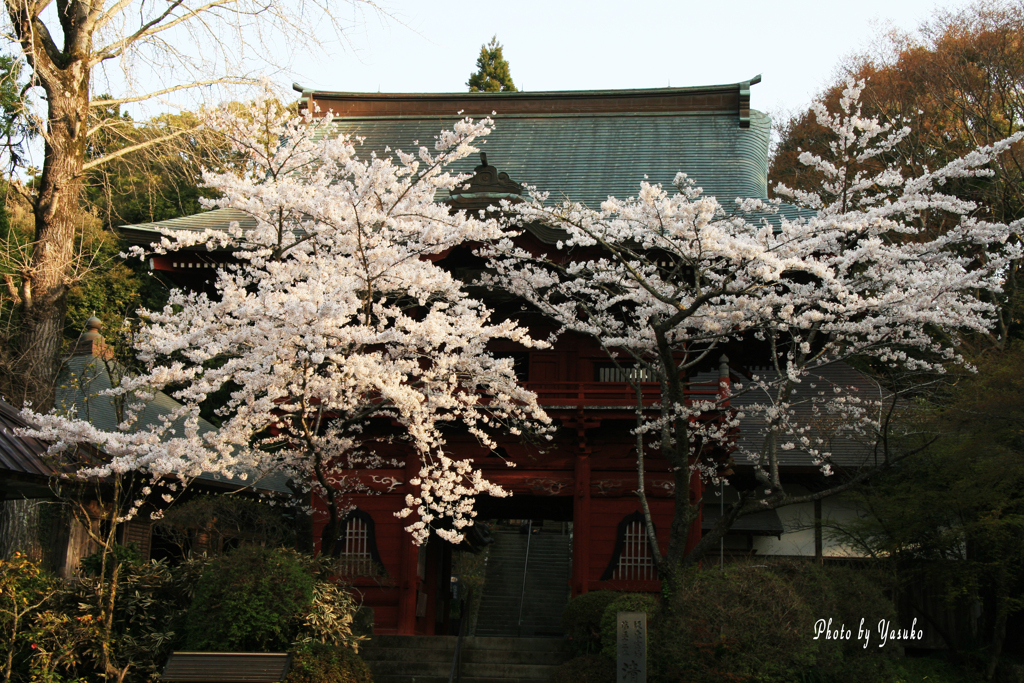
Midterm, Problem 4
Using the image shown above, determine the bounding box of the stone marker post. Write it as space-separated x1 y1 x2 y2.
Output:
616 611 647 683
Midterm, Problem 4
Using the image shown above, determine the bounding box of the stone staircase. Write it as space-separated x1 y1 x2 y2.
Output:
474 530 571 638
361 635 567 683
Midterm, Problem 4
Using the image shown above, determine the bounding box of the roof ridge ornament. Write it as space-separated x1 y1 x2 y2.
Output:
738 75 761 129
447 153 524 209
71 316 112 359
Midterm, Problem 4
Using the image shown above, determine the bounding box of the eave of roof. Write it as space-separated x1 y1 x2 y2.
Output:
294 76 762 118
120 207 257 245
0 398 62 478
295 78 760 99
0 398 105 498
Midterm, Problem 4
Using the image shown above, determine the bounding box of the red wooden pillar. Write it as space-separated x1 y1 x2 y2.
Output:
572 452 591 596
422 540 439 635
685 354 730 556
396 455 420 635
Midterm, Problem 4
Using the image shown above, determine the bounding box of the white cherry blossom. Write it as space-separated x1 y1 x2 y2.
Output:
22 94 551 548
483 78 1022 575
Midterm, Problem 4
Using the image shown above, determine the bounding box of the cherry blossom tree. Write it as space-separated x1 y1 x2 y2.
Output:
21 95 551 552
485 79 1023 586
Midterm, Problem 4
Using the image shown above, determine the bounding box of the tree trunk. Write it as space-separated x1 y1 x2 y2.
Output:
986 569 1011 681
6 2 92 412
19 74 89 411
0 499 44 561
653 327 699 591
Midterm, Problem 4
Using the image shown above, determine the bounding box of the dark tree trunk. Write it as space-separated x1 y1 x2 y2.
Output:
6 1 92 411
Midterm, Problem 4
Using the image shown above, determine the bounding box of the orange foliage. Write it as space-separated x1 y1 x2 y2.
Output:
771 0 1024 227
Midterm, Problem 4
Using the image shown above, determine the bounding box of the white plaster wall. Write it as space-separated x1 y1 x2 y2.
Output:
751 490 865 558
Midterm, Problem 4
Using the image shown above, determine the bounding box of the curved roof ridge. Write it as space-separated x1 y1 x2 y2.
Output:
293 75 763 99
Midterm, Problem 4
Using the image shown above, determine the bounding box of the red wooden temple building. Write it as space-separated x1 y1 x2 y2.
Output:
121 79 870 637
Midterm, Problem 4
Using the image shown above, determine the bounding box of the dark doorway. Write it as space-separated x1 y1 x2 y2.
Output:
470 496 573 637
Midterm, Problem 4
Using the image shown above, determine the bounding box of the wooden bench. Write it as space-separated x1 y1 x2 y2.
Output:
162 652 291 682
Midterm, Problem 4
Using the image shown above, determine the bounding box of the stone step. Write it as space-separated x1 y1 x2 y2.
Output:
362 646 565 666
362 636 567 683
474 607 565 618
476 605 565 614
491 559 568 565
475 533 571 639
365 636 564 652
489 549 568 556
473 621 567 634
474 629 564 638
369 660 559 679
477 587 570 599
375 679 554 683
481 577 567 586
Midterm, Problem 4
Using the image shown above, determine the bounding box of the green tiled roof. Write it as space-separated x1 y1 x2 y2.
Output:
57 355 293 494
327 110 770 210
121 208 257 246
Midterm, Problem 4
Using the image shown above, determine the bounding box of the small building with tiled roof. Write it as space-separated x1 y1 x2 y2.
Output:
0 319 295 573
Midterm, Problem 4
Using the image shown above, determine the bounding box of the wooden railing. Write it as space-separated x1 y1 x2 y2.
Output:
524 381 723 409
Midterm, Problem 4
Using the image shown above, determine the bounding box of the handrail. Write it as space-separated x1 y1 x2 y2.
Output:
448 586 472 683
517 520 533 636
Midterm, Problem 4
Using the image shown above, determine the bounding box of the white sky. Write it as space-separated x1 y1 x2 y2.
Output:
12 0 987 174
287 0 976 117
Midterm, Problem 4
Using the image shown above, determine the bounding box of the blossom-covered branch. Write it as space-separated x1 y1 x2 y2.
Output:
22 94 552 548
484 78 1022 580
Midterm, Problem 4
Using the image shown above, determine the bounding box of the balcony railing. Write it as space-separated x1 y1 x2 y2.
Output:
524 380 723 409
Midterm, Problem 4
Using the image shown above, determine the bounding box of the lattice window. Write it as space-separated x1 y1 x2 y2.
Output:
610 518 657 581
333 511 382 577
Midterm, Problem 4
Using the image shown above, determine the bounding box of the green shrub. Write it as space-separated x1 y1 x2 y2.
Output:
548 654 615 683
653 563 819 683
598 593 659 660
649 560 904 683
561 591 619 655
886 655 985 683
80 541 142 577
38 554 196 683
1 553 58 683
184 545 314 652
285 643 372 683
769 560 897 661
293 556 365 651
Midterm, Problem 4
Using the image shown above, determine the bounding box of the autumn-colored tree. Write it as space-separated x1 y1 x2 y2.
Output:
467 36 517 93
773 1 1024 213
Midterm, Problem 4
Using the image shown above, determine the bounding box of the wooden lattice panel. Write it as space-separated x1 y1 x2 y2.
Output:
612 521 656 581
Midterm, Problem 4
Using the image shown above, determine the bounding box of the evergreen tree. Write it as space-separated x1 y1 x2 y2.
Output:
467 36 517 93
0 54 32 176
